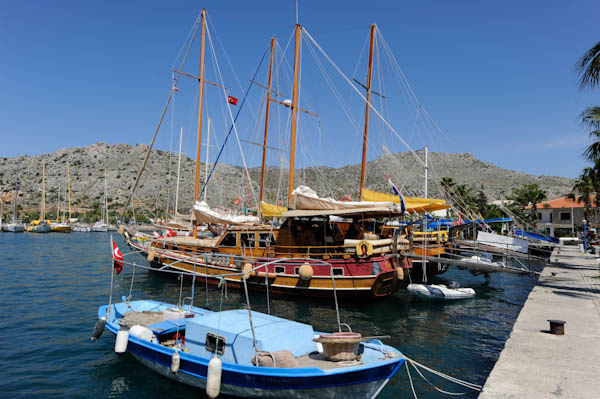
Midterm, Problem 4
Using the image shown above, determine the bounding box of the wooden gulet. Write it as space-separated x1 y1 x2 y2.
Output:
118 19 411 299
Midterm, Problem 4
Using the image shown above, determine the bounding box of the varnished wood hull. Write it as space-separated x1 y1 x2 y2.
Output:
125 234 409 299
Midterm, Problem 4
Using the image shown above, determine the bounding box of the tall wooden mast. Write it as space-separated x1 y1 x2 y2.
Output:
260 37 276 205
288 25 301 206
42 160 46 221
359 23 376 201
193 8 207 238
68 163 71 221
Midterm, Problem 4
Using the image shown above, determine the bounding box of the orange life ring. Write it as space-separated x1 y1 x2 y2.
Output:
233 196 242 205
341 195 352 202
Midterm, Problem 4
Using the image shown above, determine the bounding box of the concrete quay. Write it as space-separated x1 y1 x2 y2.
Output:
479 246 600 398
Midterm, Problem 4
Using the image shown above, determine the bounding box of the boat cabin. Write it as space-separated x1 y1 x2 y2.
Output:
185 309 317 365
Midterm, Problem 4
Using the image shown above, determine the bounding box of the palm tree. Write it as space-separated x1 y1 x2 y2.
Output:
581 107 600 161
440 177 455 200
508 184 547 227
568 176 594 221
576 41 600 90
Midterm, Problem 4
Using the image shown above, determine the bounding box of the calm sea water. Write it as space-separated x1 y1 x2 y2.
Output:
0 233 541 398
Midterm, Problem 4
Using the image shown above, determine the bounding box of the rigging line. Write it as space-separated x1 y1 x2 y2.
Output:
170 13 202 71
301 35 362 135
206 25 259 207
351 30 371 81
199 46 268 200
420 107 460 153
377 29 421 113
376 31 419 115
302 28 428 172
302 42 350 192
120 17 200 218
208 16 260 124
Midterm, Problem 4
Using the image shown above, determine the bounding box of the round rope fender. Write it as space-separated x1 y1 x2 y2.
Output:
298 263 314 280
396 267 404 280
233 196 242 205
242 262 253 279
340 195 352 202
147 251 156 262
355 240 373 258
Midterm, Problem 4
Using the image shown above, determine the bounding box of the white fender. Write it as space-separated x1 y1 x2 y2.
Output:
114 327 129 354
206 356 222 398
171 349 180 373
129 325 153 342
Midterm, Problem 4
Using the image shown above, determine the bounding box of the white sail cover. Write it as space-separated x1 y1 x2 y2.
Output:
290 186 396 211
191 201 259 225
477 231 529 254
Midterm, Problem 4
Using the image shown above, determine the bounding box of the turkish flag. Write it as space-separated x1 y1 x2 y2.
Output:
112 238 124 275
227 95 238 105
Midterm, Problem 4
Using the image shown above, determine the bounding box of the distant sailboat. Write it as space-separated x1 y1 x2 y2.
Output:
92 173 109 232
51 164 72 232
27 160 51 233
3 161 26 232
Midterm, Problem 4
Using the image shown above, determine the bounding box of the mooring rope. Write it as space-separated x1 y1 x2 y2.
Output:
402 356 483 397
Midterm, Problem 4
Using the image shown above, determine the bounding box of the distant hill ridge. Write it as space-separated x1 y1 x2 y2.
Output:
0 143 575 214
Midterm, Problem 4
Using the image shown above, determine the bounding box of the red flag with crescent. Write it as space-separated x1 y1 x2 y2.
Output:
112 239 123 275
227 95 238 105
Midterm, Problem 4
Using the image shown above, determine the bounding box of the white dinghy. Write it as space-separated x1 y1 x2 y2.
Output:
407 283 475 300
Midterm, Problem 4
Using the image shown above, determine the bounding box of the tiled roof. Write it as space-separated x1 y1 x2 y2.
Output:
525 195 596 210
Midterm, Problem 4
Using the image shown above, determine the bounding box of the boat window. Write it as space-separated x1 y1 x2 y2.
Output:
220 232 237 247
258 233 275 248
205 333 226 355
240 232 256 248
275 266 285 274
294 267 300 275
332 268 344 276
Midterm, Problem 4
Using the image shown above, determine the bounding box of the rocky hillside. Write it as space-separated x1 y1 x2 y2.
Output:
0 143 575 218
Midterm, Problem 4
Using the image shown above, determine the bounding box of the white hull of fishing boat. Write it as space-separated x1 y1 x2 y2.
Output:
3 223 26 232
477 231 528 254
407 284 475 300
92 222 108 232
72 224 92 232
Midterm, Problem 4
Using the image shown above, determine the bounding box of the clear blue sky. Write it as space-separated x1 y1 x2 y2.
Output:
1 0 598 179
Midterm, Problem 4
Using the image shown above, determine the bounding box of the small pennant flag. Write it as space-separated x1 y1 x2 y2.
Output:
386 175 406 213
111 238 124 275
173 86 180 92
227 95 238 105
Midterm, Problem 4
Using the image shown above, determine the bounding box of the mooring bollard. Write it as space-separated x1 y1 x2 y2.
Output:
547 319 566 335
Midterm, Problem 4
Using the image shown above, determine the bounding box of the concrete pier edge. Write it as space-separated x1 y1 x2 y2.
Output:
479 245 600 398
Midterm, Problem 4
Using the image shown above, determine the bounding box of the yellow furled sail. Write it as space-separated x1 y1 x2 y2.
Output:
260 201 288 217
362 188 449 213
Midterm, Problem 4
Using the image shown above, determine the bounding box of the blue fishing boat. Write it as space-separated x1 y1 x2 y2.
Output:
97 299 405 398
